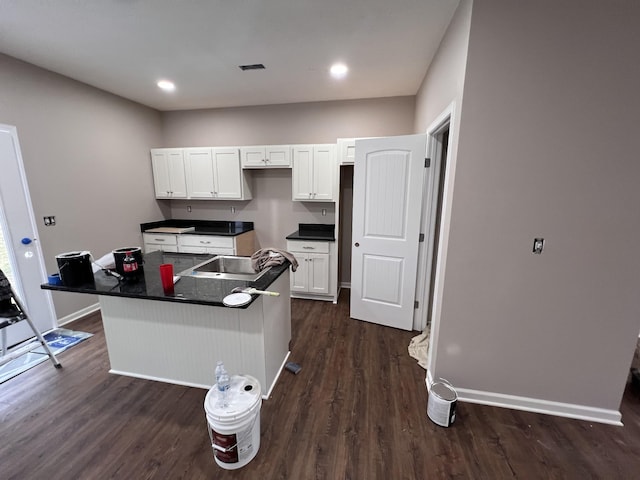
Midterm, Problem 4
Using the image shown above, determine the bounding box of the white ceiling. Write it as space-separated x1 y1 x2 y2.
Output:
0 0 460 111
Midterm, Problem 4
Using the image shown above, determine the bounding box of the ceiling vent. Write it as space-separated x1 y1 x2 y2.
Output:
239 64 266 71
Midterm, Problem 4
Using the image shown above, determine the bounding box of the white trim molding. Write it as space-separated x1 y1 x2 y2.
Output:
426 370 622 426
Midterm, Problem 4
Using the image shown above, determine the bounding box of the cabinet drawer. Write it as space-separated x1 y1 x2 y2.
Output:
178 245 235 255
178 234 234 249
287 240 330 254
143 233 178 246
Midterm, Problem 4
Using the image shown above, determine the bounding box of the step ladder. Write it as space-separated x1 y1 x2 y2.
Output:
0 271 61 370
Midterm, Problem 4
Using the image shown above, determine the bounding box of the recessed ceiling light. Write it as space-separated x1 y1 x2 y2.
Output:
157 80 175 92
330 63 348 79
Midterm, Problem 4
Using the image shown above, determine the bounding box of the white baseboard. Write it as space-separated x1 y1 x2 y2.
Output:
57 303 100 327
290 292 336 303
426 370 622 426
110 356 289 401
264 351 290 400
109 369 210 390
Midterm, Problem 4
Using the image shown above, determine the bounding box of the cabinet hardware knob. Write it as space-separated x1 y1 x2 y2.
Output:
354 242 360 247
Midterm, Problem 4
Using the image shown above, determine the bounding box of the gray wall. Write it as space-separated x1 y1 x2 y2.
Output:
0 54 165 319
425 0 640 411
161 97 415 250
414 0 472 133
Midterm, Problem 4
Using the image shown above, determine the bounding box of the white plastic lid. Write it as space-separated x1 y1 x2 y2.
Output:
204 375 261 423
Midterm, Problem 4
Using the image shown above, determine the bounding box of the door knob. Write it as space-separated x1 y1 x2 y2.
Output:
354 242 360 247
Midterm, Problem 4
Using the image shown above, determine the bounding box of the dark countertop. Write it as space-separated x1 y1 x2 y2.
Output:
42 251 289 308
140 220 254 236
286 223 335 241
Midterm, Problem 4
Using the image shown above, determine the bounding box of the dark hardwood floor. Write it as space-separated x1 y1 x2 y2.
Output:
2 290 639 479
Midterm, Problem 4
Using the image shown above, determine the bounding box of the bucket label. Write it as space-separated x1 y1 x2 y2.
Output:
211 424 255 464
427 397 457 427
123 260 138 273
212 431 239 464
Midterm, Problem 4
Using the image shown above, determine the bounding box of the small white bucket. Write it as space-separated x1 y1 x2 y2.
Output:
427 378 457 427
204 374 262 470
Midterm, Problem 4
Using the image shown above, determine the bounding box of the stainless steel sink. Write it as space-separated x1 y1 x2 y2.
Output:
178 255 270 281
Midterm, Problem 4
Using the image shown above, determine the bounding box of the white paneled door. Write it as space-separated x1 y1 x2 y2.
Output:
0 124 57 346
350 134 427 330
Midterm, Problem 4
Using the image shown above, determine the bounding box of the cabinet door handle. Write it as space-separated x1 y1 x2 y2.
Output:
302 246 315 250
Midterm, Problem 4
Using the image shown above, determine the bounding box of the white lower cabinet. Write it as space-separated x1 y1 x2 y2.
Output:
144 231 255 256
178 234 235 255
287 240 334 299
291 252 329 294
143 233 179 253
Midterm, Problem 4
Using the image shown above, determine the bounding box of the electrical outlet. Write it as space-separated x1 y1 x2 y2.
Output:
533 238 544 254
43 216 56 226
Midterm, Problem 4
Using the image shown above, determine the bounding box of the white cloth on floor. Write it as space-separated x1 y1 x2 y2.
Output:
408 330 430 370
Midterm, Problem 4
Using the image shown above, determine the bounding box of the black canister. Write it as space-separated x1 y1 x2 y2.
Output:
112 247 143 280
55 251 94 287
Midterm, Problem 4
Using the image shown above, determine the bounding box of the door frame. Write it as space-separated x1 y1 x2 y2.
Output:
413 103 454 331
0 124 57 346
419 102 460 376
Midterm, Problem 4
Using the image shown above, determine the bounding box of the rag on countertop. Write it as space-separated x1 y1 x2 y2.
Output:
251 248 298 272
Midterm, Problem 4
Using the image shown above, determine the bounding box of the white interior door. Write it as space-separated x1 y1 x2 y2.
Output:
350 134 427 330
0 124 57 346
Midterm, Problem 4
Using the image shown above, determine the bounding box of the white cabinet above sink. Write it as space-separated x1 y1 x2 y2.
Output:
241 145 291 168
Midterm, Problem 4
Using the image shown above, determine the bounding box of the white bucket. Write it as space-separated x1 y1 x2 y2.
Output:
204 374 262 470
427 378 457 427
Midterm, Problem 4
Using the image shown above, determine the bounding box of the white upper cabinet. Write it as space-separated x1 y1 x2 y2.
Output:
241 145 291 168
337 138 356 165
183 147 252 200
151 148 187 198
292 144 336 202
183 148 215 198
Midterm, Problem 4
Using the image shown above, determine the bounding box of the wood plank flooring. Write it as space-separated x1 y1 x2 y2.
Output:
2 290 640 479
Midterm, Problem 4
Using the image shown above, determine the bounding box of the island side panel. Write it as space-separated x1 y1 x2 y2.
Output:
261 270 292 397
99 296 266 389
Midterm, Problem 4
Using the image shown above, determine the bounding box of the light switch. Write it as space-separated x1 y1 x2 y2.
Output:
533 238 545 254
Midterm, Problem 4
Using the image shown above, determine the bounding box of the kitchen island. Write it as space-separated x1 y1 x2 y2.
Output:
42 251 291 398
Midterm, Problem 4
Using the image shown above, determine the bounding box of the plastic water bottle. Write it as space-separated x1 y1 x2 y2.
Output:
215 361 231 407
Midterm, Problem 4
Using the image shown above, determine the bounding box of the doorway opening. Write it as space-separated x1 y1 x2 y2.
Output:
425 126 449 328
413 111 452 333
